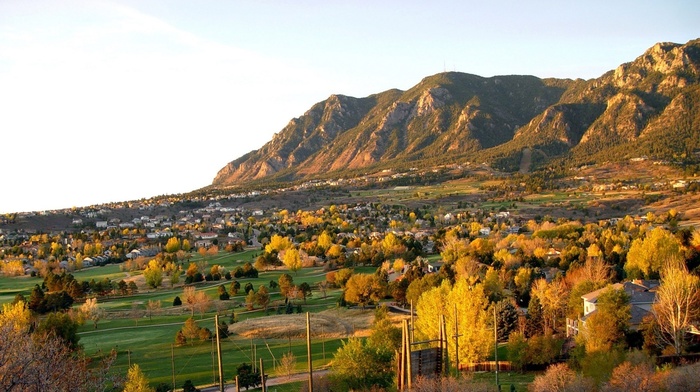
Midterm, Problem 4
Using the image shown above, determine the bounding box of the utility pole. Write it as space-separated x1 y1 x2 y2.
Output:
216 314 224 392
171 344 176 392
259 358 266 392
494 307 499 390
454 304 461 377
306 312 314 392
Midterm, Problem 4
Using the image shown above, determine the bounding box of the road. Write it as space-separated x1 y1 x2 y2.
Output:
200 369 329 392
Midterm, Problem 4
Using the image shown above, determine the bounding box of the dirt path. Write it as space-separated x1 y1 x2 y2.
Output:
519 148 531 174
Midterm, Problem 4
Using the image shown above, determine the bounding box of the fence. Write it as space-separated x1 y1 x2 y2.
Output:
459 361 512 372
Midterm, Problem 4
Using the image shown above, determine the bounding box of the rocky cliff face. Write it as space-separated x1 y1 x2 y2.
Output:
213 39 700 186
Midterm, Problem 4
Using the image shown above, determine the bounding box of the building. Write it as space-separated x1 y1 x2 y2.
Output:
567 280 658 337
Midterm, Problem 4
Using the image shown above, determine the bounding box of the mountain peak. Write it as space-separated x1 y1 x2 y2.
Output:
213 39 700 186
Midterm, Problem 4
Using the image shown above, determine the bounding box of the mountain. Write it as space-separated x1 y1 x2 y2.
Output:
213 39 700 186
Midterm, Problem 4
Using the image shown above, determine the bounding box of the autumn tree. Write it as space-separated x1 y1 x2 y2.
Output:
381 232 406 256
625 227 684 279
146 300 161 321
0 320 120 392
530 363 595 392
276 352 297 378
405 273 441 306
0 301 32 334
123 364 155 392
143 259 163 289
265 234 292 254
229 280 241 296
317 231 333 251
164 237 181 253
80 297 103 329
415 279 492 365
279 273 295 298
344 273 386 308
183 286 211 318
531 278 567 333
652 259 700 355
282 247 302 275
256 285 270 312
334 268 354 288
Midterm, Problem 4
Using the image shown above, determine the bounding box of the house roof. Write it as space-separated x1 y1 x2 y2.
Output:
582 281 658 306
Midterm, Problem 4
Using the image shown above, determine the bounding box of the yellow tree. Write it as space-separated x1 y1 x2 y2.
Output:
344 273 386 308
0 301 32 333
164 237 181 253
317 231 333 251
382 232 406 256
282 248 302 275
265 234 292 254
143 259 163 289
653 259 700 355
625 227 683 278
440 229 469 263
123 364 155 392
415 279 492 365
531 278 568 333
326 244 344 259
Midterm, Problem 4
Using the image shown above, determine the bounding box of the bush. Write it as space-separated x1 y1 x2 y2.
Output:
173 296 182 306
182 380 199 392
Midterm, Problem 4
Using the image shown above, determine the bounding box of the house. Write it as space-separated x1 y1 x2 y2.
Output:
567 280 658 337
426 261 444 274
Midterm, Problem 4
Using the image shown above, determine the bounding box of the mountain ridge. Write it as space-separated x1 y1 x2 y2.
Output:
213 39 700 186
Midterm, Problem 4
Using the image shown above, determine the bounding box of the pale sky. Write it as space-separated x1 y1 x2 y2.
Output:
0 0 698 214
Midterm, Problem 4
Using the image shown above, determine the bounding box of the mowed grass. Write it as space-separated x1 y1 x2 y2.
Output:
0 249 356 388
0 274 42 303
79 310 347 388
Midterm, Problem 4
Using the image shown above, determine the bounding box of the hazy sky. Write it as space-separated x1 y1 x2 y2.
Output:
1 1 698 213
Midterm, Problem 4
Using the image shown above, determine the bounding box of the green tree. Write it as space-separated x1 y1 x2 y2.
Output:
584 287 630 353
330 338 393 390
367 305 401 353
298 282 312 303
35 311 80 349
123 364 155 392
182 380 199 392
234 362 260 390
218 284 230 300
230 280 240 296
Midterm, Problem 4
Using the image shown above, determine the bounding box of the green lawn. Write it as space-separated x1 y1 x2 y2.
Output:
79 312 346 388
0 274 42 303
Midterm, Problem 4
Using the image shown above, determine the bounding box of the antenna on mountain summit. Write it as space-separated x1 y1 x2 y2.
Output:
443 60 446 73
